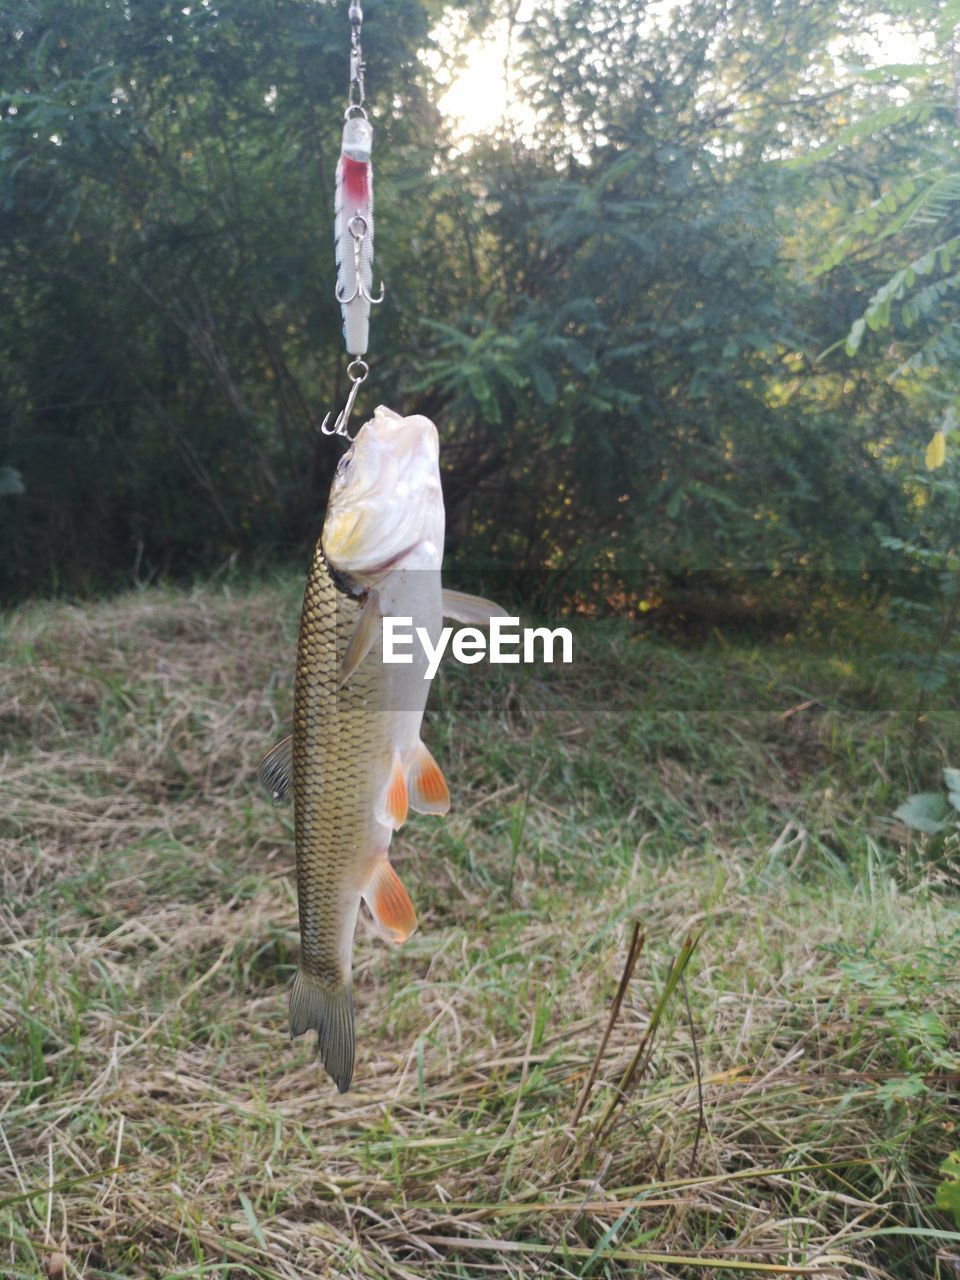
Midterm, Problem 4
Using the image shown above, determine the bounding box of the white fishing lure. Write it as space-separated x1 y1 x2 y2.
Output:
334 115 384 357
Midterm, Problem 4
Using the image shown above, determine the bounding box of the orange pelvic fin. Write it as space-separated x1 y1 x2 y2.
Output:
407 740 450 815
363 859 418 943
375 751 409 830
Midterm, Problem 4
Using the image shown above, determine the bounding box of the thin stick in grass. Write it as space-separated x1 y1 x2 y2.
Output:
590 929 703 1151
681 973 705 1174
570 923 644 1127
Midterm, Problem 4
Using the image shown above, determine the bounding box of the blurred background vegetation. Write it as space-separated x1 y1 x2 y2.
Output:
1 0 959 620
5 8 960 1271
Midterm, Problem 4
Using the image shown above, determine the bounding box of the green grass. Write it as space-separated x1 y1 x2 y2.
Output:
2 578 959 1278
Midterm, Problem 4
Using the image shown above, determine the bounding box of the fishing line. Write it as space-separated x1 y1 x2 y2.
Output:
321 0 386 442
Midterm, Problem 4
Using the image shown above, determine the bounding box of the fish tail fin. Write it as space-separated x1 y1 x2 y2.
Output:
289 970 355 1093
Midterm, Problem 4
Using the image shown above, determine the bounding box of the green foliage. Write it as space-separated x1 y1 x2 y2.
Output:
936 1151 960 1228
875 404 960 702
804 5 960 377
842 236 960 368
0 0 447 590
895 766 960 834
804 5 960 702
0 0 951 602
893 789 954 834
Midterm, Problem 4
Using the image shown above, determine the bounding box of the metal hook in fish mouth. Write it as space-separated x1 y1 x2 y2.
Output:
321 358 369 441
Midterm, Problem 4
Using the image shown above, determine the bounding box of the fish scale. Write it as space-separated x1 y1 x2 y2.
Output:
289 543 389 1089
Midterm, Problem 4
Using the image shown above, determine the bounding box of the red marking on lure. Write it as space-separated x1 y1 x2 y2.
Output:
341 157 369 203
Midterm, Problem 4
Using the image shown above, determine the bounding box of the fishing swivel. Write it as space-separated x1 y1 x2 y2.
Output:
347 0 366 116
321 358 369 441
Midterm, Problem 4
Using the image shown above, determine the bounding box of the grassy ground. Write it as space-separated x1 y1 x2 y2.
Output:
2 578 960 1279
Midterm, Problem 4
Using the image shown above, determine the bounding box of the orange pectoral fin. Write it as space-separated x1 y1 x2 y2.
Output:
363 859 417 943
407 740 450 816
375 751 409 830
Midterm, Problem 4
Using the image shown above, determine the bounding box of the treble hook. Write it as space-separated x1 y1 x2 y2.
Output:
321 358 369 440
335 215 386 306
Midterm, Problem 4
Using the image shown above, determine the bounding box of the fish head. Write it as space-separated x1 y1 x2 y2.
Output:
322 406 444 586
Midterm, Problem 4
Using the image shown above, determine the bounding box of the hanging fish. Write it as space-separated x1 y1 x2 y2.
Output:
334 114 384 357
259 407 504 1092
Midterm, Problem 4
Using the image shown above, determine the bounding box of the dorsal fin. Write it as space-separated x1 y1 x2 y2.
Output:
257 734 293 803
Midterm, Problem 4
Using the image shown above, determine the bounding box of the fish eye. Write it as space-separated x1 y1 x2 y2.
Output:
336 449 354 476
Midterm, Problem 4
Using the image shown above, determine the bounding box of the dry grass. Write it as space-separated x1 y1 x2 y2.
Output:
2 580 960 1279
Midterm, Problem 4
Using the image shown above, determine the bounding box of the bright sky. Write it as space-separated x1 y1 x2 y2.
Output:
437 23 515 135
431 8 931 141
427 5 538 140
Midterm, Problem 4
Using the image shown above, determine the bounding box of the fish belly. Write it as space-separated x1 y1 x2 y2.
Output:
379 567 443 762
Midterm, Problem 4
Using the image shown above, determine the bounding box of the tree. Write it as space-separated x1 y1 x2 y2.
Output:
0 0 944 607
